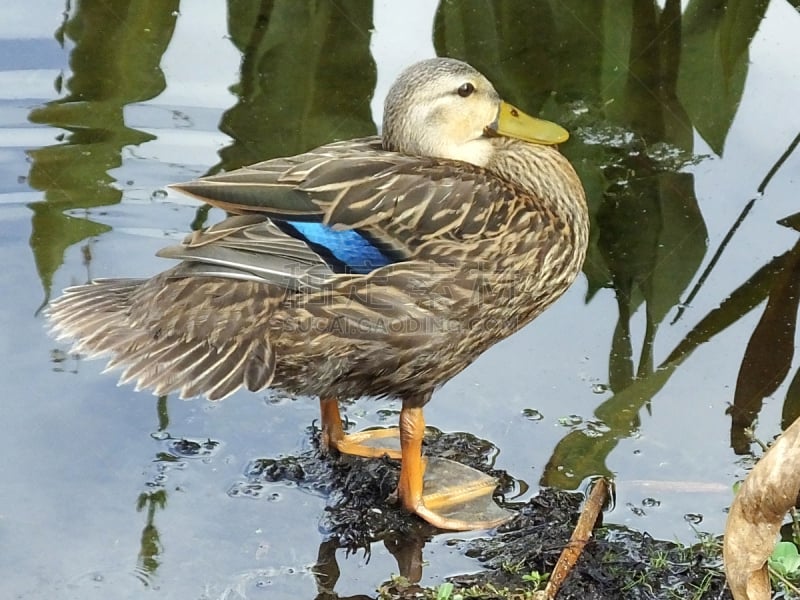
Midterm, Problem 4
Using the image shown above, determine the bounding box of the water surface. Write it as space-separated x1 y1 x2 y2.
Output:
2 1 800 598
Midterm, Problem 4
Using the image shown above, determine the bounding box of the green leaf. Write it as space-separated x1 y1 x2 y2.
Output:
770 541 800 577
436 581 454 600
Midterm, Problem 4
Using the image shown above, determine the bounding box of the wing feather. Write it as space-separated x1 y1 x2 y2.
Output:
167 137 524 282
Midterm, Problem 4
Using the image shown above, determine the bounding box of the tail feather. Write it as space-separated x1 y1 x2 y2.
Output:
47 278 277 401
47 279 146 355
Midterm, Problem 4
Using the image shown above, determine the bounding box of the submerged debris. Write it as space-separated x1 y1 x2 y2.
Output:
453 501 729 599
237 426 515 550
235 428 733 599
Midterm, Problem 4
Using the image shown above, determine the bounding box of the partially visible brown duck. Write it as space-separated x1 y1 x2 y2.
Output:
48 57 588 530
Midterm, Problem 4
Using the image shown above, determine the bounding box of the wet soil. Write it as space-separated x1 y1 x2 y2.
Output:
222 427 734 599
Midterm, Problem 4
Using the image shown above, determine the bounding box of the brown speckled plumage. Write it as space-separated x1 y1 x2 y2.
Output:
48 57 588 410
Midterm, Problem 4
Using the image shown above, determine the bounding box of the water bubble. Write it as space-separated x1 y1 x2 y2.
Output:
684 513 703 525
522 408 544 421
642 497 660 508
376 408 400 421
584 420 610 437
591 383 609 394
228 482 265 498
627 503 646 517
50 348 68 363
150 189 168 200
570 101 589 115
558 415 583 427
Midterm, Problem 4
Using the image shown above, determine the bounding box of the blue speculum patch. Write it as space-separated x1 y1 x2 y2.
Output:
283 221 395 274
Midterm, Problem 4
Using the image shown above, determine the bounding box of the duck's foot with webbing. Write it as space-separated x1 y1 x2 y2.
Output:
319 397 514 531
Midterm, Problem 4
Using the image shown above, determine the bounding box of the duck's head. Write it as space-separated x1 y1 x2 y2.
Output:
382 57 568 167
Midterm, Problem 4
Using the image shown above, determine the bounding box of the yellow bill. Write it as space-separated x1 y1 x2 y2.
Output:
488 100 569 145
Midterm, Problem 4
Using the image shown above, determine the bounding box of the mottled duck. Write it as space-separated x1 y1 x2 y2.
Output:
48 57 588 530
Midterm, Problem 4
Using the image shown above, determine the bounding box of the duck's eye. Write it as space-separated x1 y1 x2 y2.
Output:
457 82 475 98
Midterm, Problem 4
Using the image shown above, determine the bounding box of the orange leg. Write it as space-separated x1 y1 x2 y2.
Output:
322 397 513 530
397 403 514 531
318 396 402 459
397 406 426 515
319 396 345 453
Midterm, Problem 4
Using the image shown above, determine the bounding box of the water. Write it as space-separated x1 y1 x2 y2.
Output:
2 1 800 598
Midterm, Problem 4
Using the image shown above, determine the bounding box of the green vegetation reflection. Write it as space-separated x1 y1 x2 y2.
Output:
27 0 178 305
31 0 800 503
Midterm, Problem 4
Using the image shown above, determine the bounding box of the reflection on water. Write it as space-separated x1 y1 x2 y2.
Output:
728 209 800 452
218 0 376 171
26 0 178 304
135 488 166 584
436 0 799 490
13 0 800 597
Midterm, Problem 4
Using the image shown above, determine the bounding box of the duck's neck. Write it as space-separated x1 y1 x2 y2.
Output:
488 138 586 222
487 137 589 291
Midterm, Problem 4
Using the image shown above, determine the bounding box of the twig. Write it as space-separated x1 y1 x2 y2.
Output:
543 478 610 599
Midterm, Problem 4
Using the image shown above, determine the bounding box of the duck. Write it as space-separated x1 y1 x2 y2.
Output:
48 57 588 531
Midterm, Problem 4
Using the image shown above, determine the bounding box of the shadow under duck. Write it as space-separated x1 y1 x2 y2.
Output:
48 57 588 531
